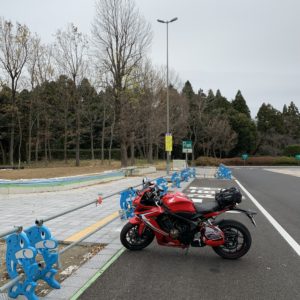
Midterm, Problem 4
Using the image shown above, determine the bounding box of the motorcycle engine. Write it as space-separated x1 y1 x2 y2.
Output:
157 215 194 245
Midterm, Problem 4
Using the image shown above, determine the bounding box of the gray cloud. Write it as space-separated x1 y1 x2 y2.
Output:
1 0 299 116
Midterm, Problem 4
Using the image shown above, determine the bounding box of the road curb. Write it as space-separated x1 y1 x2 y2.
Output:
70 247 126 300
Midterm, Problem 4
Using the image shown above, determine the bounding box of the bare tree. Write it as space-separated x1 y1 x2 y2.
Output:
199 115 237 158
136 61 166 163
54 23 88 166
0 18 30 165
92 0 152 166
186 91 206 162
27 37 55 163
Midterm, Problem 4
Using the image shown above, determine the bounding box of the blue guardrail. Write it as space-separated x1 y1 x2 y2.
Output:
215 164 232 180
5 225 59 299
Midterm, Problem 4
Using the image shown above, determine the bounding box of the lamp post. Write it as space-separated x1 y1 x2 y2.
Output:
157 17 178 175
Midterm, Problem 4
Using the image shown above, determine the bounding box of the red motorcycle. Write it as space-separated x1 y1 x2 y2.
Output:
120 180 257 259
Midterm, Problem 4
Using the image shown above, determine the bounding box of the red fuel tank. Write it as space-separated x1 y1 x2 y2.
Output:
162 192 196 213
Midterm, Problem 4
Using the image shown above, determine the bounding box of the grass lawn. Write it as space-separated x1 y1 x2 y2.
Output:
0 159 166 180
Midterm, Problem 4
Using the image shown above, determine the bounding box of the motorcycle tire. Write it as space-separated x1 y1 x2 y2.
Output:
213 219 252 259
120 222 155 251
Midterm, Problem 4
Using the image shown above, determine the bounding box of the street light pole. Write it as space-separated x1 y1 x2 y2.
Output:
157 17 178 175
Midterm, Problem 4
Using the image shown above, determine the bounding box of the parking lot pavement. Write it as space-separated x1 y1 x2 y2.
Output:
232 167 300 244
78 176 300 300
263 167 300 178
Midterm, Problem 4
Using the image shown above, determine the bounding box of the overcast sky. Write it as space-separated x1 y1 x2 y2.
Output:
1 0 300 117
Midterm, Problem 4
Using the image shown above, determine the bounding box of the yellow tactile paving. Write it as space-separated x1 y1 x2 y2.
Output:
64 211 119 242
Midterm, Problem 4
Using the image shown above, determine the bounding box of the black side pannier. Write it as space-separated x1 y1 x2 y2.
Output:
215 187 242 208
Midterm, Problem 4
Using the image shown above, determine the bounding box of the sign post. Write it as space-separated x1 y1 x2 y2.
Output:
182 140 192 168
241 154 249 166
165 134 173 174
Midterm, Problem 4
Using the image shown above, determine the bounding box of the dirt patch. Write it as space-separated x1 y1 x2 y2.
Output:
0 240 106 297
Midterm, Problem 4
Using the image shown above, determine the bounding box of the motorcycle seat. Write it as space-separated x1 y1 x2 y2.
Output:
194 201 220 214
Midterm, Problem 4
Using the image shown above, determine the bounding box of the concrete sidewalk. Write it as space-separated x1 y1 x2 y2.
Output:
0 172 164 240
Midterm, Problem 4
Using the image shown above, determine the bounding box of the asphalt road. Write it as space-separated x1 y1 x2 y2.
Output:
79 170 300 300
233 167 300 243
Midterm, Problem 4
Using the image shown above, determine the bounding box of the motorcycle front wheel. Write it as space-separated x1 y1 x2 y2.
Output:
213 219 252 259
120 222 155 251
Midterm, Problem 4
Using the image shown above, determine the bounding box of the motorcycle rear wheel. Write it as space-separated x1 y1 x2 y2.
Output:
213 219 252 259
120 222 155 251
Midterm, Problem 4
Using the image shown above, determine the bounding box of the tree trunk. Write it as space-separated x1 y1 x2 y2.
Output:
130 131 135 166
28 99 33 164
75 97 80 167
192 136 197 166
148 143 153 164
9 80 16 166
120 140 128 167
64 108 68 164
108 109 115 165
9 105 14 166
90 123 95 160
48 138 52 161
0 141 6 165
17 111 22 169
155 144 159 160
136 143 143 159
101 105 106 164
35 114 40 162
44 122 48 166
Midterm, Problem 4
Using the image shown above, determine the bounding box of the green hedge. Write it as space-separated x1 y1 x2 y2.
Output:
284 145 300 157
195 156 299 166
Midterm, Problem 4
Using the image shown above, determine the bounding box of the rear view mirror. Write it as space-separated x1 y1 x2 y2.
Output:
143 177 151 187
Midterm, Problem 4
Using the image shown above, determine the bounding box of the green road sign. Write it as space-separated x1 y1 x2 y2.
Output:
182 140 192 153
295 154 300 161
242 154 249 161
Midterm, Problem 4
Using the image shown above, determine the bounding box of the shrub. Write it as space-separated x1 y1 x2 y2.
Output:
195 156 220 166
195 156 299 166
283 145 300 157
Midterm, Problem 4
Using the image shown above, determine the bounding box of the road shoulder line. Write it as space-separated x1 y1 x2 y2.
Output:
235 179 300 256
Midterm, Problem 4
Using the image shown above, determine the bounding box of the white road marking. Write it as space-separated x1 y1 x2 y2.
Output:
235 179 300 257
192 199 202 203
196 193 214 198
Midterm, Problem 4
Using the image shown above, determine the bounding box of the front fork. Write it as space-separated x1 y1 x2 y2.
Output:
128 216 146 236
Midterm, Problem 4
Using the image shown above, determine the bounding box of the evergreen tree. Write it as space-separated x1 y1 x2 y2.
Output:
283 101 300 139
206 89 215 103
232 90 251 118
214 89 231 112
204 89 231 113
282 104 288 115
229 111 257 155
182 80 195 100
256 103 284 134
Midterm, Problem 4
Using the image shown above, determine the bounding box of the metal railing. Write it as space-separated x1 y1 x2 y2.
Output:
0 175 165 292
